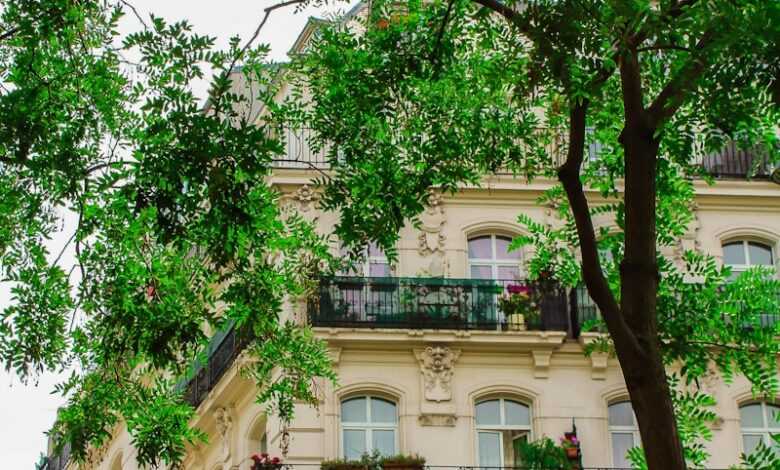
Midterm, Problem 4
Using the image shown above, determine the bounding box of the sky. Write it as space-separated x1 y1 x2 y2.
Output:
0 1 352 468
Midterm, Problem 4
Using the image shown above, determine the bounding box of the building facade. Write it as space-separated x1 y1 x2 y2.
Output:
43 4 780 470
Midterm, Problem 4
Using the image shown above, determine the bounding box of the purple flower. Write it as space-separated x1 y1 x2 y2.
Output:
507 284 531 295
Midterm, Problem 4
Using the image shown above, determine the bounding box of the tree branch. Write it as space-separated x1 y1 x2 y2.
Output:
557 103 635 349
469 0 530 33
646 27 718 129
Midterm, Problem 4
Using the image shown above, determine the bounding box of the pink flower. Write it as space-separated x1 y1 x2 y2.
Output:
261 453 269 459
272 457 281 464
507 284 531 295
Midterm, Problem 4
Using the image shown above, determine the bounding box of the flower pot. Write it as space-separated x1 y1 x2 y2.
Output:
382 463 425 470
506 313 526 331
565 446 579 459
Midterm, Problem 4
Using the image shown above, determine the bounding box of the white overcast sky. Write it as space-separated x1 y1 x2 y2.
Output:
0 1 352 467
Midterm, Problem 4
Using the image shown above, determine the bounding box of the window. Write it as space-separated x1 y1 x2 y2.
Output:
608 401 640 467
475 398 531 467
740 402 780 456
468 235 521 280
722 240 775 279
341 396 397 459
340 242 391 277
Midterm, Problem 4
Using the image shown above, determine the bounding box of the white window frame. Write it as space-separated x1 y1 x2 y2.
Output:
468 234 522 281
722 240 776 276
475 398 532 467
340 395 398 459
608 400 641 467
739 401 780 455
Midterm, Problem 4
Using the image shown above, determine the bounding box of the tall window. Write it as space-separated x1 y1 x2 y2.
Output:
740 402 780 456
341 396 397 459
475 398 531 467
608 401 640 467
722 240 775 279
468 235 521 280
340 242 391 277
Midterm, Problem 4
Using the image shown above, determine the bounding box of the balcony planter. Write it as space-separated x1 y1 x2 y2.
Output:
506 312 526 330
320 460 366 470
381 454 426 470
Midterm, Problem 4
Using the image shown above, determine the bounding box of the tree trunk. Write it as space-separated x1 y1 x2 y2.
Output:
618 125 686 470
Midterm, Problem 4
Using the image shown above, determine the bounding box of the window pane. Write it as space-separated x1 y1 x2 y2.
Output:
370 398 397 424
504 400 530 426
497 266 520 280
742 434 764 456
608 401 636 427
369 262 391 277
611 433 635 467
471 265 493 280
344 429 366 460
723 242 746 265
767 404 780 428
372 430 395 456
478 432 502 467
469 236 492 259
342 397 367 423
476 400 501 426
740 403 764 428
368 242 385 257
749 242 774 266
495 236 521 260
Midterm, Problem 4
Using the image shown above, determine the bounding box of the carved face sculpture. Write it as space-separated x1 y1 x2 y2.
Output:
428 346 449 373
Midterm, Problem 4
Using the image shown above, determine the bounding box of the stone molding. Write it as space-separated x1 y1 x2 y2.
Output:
414 346 461 402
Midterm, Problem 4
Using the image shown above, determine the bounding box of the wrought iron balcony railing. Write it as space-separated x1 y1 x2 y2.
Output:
271 127 776 180
308 277 574 333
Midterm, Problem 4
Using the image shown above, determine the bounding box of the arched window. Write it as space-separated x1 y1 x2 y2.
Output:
341 396 397 459
248 416 268 455
739 401 780 455
608 400 640 467
722 240 775 279
475 398 531 467
468 235 521 280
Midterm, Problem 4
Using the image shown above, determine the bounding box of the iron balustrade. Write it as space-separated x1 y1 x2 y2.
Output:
270 127 775 180
309 277 571 333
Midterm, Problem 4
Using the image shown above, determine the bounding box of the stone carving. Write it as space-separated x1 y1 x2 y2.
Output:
215 406 233 462
415 346 461 402
292 184 317 212
417 190 446 256
418 413 458 426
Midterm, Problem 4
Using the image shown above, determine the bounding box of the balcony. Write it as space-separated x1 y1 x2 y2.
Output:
271 127 776 180
308 277 582 334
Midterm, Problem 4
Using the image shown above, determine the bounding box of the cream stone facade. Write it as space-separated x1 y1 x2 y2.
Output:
43 4 780 470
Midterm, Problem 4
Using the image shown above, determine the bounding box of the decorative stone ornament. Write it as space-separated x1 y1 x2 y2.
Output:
415 346 461 402
215 406 234 462
292 184 317 212
417 190 446 256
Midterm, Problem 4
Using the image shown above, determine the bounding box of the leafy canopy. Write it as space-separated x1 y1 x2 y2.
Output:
1 1 335 467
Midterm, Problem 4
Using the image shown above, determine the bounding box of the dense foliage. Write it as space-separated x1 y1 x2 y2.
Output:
1 1 334 467
287 0 779 468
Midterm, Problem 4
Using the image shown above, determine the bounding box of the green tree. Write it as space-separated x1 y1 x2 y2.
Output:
0 1 334 467
287 1 780 468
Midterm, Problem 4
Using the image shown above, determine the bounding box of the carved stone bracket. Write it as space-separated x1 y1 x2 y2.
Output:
415 346 461 402
589 352 608 380
531 350 552 379
292 184 318 212
417 190 446 256
214 405 234 463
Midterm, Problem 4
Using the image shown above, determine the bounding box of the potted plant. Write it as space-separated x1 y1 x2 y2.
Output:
320 459 366 470
516 437 572 469
498 284 540 330
560 435 580 459
250 453 282 470
381 454 426 470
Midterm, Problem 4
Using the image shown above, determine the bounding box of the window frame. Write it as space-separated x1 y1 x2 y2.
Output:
739 401 780 456
340 395 399 459
474 398 532 467
339 243 392 277
608 400 641 468
722 239 775 275
467 234 522 281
